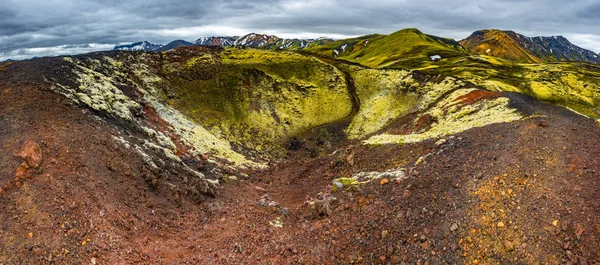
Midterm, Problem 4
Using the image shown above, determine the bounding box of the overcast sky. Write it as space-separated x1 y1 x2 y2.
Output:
1 0 600 61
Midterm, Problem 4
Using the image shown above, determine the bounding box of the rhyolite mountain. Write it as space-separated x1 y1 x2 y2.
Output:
115 34 333 52
195 36 238 46
195 33 333 50
460 29 600 64
113 41 164 51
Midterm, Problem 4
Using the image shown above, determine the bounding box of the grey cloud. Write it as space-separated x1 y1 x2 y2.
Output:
1 0 600 61
577 2 600 19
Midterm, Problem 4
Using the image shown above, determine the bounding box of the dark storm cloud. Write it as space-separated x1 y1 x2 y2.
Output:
1 0 600 60
577 2 600 19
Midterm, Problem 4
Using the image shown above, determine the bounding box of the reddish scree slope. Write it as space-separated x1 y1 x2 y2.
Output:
1 58 600 264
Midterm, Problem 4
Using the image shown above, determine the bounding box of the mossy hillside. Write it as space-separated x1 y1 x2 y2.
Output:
342 66 421 139
260 38 336 51
305 34 386 58
309 29 599 119
418 57 600 118
520 64 600 117
57 53 257 167
59 56 142 121
307 28 469 69
364 89 523 145
160 48 353 154
332 61 469 140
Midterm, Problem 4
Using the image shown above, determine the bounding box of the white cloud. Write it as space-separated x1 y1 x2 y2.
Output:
0 43 114 61
146 25 250 39
564 34 600 53
1 0 599 59
142 25 357 42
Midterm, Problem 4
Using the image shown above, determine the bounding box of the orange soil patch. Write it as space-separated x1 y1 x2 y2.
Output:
445 89 502 111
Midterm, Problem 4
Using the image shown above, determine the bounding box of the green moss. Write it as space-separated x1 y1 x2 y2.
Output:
337 177 361 186
345 67 420 138
104 56 123 68
305 34 385 58
57 55 260 167
530 82 553 100
307 28 468 69
160 48 354 155
364 89 523 145
185 53 217 67
53 44 600 169
60 57 141 121
395 54 600 119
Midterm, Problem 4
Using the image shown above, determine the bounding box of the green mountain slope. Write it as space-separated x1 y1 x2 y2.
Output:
305 29 600 119
304 34 386 58
306 28 469 68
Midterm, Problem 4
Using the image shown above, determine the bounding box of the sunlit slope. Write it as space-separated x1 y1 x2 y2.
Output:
460 30 543 63
461 29 600 64
420 56 600 118
306 28 469 68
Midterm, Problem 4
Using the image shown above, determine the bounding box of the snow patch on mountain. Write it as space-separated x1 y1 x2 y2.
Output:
195 33 333 50
113 41 163 51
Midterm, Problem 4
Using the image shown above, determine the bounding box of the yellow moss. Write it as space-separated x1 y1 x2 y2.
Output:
416 77 465 111
346 68 419 138
409 55 600 119
185 53 216 67
130 63 261 167
269 217 284 228
530 82 553 100
61 57 141 121
479 55 511 65
348 91 417 138
334 177 361 187
59 56 261 168
104 56 123 68
222 48 305 65
170 48 354 155
364 90 523 145
482 80 520 93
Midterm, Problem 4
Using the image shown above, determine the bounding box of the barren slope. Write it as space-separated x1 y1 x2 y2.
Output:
1 48 599 264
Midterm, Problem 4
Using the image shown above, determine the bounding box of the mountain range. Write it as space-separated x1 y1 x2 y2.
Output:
113 33 334 52
113 29 600 65
195 33 334 50
460 29 600 64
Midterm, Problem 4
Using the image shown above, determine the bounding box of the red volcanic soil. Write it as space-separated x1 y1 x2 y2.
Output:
1 59 600 264
447 89 502 109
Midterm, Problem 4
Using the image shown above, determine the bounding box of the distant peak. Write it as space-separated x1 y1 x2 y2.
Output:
113 41 163 51
553 35 568 41
397 28 422 34
472 29 511 35
461 29 600 64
